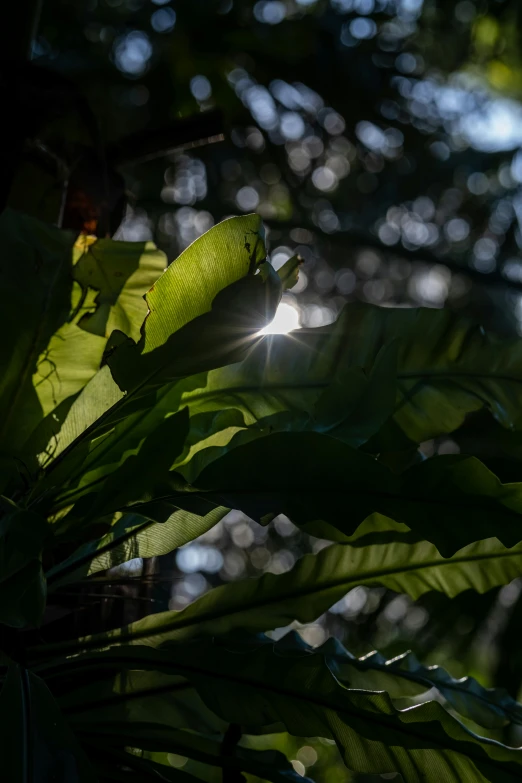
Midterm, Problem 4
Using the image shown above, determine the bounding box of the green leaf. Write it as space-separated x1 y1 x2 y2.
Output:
32 365 124 470
277 254 303 291
57 666 225 737
135 214 267 348
0 664 96 782
193 431 522 555
56 408 190 529
34 216 279 511
324 303 522 448
0 209 76 453
106 215 280 394
0 211 165 459
323 641 522 730
34 322 107 422
71 235 166 342
44 520 522 655
169 338 397 481
47 506 228 590
50 640 522 782
32 382 188 522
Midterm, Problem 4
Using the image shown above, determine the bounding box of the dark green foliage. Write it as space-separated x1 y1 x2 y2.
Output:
5 210 522 782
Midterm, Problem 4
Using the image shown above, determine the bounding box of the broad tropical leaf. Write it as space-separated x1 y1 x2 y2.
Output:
106 214 280 394
42 519 522 655
321 303 522 448
33 216 280 517
49 639 522 782
34 323 107 423
323 640 522 730
47 506 228 590
72 235 166 341
54 408 190 532
193 431 522 555
169 336 397 481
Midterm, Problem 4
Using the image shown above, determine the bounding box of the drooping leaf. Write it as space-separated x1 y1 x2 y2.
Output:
71 235 166 342
50 639 522 782
193 431 522 555
43 519 522 656
323 640 522 730
47 506 228 590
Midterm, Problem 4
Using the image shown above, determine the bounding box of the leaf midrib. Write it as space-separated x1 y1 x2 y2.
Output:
31 544 522 656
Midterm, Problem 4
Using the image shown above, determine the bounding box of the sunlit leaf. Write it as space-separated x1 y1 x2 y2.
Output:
72 235 166 342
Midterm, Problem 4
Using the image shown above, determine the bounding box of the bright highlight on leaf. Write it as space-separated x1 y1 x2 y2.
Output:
261 301 301 334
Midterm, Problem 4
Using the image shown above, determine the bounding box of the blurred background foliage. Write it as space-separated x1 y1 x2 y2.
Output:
25 0 522 779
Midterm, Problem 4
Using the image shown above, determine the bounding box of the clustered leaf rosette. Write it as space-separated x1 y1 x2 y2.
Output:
2 209 522 781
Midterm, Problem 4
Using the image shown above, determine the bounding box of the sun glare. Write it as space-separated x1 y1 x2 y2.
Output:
261 302 301 335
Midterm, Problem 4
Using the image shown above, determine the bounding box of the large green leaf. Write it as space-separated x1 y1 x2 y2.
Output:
169 337 397 481
31 365 125 470
34 323 107 423
71 235 166 342
0 209 75 453
0 664 96 782
321 640 522 730
47 506 228 590
0 211 166 459
41 518 522 656
33 233 166 448
57 666 225 737
319 303 522 448
193 431 522 555
106 214 280 394
33 216 280 517
50 640 522 782
54 408 190 532
132 214 267 350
